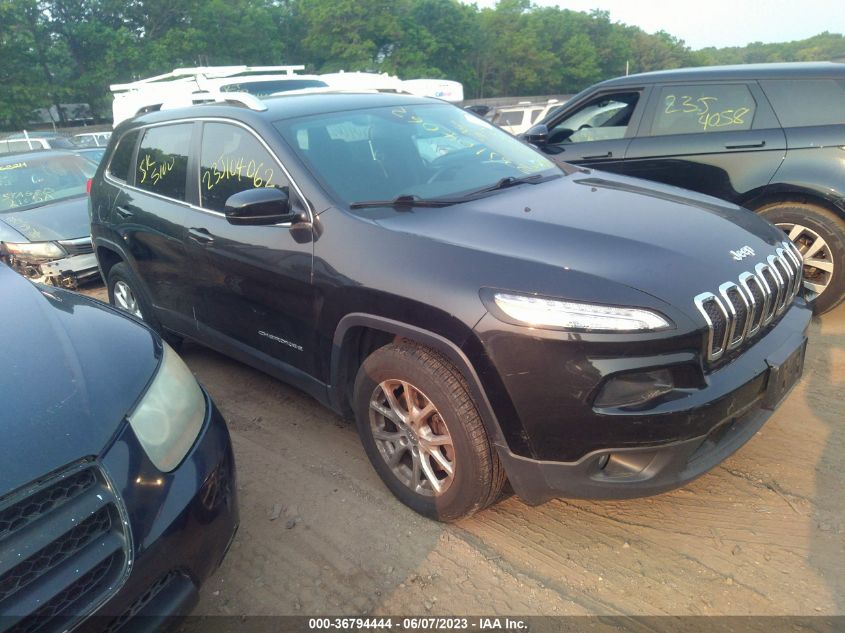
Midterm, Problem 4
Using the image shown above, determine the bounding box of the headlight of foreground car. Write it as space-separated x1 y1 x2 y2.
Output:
128 344 206 472
5 241 66 260
492 292 671 332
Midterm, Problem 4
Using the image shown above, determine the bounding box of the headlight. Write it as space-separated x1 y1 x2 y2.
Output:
5 241 66 260
492 292 671 332
128 344 206 472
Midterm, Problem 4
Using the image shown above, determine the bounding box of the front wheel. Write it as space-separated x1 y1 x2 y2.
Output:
353 342 506 521
758 202 845 314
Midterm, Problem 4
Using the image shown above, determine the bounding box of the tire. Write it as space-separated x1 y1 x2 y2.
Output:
353 341 506 521
107 262 182 347
757 202 845 314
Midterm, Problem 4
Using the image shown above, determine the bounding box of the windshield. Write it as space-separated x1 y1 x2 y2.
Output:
274 103 558 206
0 154 94 212
221 79 329 97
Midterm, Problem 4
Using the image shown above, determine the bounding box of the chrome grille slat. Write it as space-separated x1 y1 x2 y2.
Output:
695 246 801 362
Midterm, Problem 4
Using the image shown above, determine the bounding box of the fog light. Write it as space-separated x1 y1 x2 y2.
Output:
595 369 674 408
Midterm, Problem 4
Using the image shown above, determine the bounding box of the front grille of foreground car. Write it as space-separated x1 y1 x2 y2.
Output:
57 239 94 257
0 462 129 633
694 240 803 363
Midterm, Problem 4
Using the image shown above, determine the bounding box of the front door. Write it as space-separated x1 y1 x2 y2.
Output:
538 89 648 171
182 120 317 376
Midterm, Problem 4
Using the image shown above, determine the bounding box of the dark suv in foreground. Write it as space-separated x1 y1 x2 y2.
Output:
522 62 845 313
0 265 237 631
91 93 810 521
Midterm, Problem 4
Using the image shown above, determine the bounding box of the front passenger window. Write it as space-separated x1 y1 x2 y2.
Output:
199 122 289 213
549 92 640 144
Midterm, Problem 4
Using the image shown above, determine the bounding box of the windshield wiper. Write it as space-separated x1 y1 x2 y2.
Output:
349 194 461 210
464 173 557 197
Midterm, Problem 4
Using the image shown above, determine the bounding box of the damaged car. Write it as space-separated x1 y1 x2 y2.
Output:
0 150 99 288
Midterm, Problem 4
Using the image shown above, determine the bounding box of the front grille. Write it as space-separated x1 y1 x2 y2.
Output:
57 239 94 257
694 241 803 362
0 462 129 633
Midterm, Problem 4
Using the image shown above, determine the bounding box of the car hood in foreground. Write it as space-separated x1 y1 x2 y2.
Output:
0 265 160 494
371 171 789 311
0 195 90 242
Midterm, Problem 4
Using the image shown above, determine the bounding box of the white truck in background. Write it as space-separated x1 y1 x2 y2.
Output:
110 66 464 126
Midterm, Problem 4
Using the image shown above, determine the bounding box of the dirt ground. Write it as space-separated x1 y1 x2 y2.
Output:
82 284 845 617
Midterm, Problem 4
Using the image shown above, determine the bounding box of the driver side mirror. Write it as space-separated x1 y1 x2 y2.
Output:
521 123 549 146
224 187 297 226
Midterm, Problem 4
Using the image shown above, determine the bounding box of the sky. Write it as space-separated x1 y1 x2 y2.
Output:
468 0 845 50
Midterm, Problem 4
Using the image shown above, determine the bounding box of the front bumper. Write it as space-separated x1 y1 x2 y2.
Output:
78 391 238 631
474 301 812 505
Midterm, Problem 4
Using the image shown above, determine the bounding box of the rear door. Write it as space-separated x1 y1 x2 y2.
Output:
621 82 787 202
113 122 198 333
538 88 650 170
182 120 317 376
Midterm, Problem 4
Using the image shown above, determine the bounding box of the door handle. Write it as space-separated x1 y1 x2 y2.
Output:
114 205 133 219
583 151 612 159
188 227 215 245
724 140 766 149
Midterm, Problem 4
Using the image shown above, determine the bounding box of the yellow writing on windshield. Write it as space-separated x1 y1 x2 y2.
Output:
390 107 546 174
663 95 752 131
138 154 176 186
201 153 275 191
0 162 27 171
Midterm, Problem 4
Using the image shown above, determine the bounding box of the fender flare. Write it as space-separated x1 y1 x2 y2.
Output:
329 313 509 450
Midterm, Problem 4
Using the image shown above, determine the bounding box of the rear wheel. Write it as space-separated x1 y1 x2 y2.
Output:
107 262 182 347
353 341 505 521
757 202 845 314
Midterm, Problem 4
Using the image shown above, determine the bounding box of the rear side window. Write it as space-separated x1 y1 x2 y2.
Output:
199 122 289 213
136 124 192 201
761 79 845 127
650 84 756 136
107 131 139 182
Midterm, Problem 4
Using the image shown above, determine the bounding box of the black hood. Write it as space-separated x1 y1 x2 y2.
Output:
371 171 788 313
0 195 90 242
0 265 161 494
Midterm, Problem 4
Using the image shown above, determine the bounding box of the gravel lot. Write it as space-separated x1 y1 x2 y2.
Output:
81 284 845 617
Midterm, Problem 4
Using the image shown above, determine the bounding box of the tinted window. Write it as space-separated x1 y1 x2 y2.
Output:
108 130 139 181
220 79 328 97
136 124 191 201
199 122 289 213
651 84 756 136
761 79 845 127
549 92 639 144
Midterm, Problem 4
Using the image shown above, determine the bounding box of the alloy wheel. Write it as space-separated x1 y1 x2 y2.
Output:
776 222 835 300
113 280 143 319
369 379 455 496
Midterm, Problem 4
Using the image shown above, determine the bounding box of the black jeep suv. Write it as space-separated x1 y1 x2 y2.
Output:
522 62 845 313
90 93 811 521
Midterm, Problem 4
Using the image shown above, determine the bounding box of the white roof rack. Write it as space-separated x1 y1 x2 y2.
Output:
110 65 305 92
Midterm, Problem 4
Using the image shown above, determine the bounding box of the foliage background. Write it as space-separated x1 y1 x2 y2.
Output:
1 0 844 127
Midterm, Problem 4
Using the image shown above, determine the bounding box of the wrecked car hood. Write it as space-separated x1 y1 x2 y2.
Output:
0 195 91 242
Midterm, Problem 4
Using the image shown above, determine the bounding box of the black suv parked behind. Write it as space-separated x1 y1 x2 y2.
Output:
523 62 845 313
91 93 810 520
